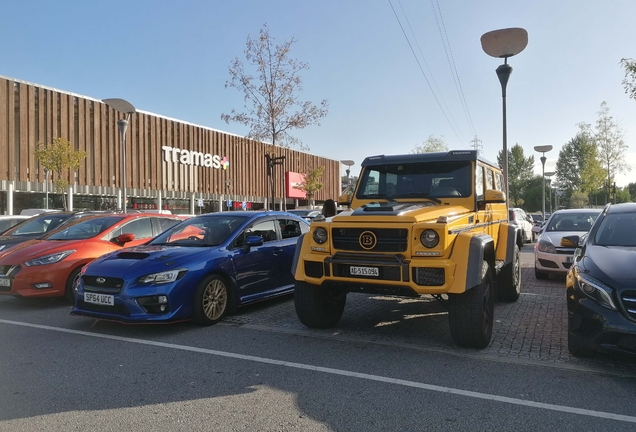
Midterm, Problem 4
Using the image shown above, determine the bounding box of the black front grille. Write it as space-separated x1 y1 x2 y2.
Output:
304 261 324 278
538 258 559 269
413 267 445 286
0 264 20 276
331 228 408 252
621 290 636 321
0 265 12 275
76 299 130 316
82 276 124 294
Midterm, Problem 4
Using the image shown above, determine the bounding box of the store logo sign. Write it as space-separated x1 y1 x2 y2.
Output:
162 146 230 170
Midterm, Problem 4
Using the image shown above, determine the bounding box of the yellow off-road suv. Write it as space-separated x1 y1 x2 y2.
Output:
291 150 522 348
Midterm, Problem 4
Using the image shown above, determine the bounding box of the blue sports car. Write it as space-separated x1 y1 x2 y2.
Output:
71 211 309 325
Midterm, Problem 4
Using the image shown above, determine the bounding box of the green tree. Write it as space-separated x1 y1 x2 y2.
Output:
554 123 605 194
520 175 547 212
627 182 636 201
221 24 328 151
620 58 636 101
616 187 632 203
35 137 87 211
412 135 448 153
294 166 325 208
595 101 631 203
569 190 589 209
497 143 535 207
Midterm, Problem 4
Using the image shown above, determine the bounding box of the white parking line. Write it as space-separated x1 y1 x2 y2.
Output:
2 318 635 424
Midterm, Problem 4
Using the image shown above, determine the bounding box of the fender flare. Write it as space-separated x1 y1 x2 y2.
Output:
465 234 495 290
506 224 522 265
290 233 307 276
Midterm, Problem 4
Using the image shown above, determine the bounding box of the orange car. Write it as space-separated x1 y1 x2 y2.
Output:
0 213 184 302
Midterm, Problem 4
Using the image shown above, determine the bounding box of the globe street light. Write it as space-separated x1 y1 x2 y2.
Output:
545 171 555 214
341 160 355 188
534 145 553 219
481 28 528 206
103 98 136 212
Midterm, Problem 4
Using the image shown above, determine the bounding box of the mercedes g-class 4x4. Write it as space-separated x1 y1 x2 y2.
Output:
291 150 522 348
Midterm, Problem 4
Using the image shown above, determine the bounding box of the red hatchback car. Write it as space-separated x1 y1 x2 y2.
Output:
0 213 184 302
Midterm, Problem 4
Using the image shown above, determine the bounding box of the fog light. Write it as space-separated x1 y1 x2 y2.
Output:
33 283 52 289
160 305 166 312
158 295 168 304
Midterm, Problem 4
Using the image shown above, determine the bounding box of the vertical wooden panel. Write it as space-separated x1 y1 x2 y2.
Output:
129 112 136 189
7 81 15 181
26 85 35 182
77 98 86 185
37 86 45 182
59 93 68 140
0 79 8 179
149 115 157 190
18 84 28 182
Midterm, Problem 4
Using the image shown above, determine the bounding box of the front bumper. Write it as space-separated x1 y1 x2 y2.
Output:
567 285 636 356
0 262 71 298
534 249 573 275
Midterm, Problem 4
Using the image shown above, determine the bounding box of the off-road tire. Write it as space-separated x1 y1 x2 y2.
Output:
498 245 521 302
448 261 494 349
192 274 235 326
534 268 549 280
294 281 346 329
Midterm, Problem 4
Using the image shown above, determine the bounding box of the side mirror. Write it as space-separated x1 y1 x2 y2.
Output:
482 189 506 203
337 188 353 207
243 235 264 252
114 233 135 244
560 235 580 248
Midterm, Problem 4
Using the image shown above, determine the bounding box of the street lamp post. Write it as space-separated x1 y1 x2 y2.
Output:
103 98 136 213
481 28 528 206
545 171 555 214
534 146 553 219
341 160 355 189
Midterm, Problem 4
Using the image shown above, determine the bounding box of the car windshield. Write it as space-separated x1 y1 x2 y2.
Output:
530 214 543 222
356 161 471 200
3 214 72 236
544 212 599 232
45 216 122 240
594 213 636 247
151 215 248 246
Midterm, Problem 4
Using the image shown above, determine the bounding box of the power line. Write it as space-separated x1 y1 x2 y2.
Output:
388 0 465 145
396 0 468 144
431 0 477 138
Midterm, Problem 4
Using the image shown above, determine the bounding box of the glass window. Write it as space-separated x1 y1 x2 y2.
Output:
47 217 121 240
595 214 636 246
544 212 600 232
236 220 278 247
111 218 153 240
475 165 484 201
279 218 307 239
157 217 181 234
485 168 494 190
9 214 70 236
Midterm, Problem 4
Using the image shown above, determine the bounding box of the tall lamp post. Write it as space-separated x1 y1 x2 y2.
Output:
481 28 528 206
103 98 136 213
341 160 355 189
544 171 555 214
534 145 553 219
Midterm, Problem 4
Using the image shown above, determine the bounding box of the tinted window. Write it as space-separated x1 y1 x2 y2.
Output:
47 217 122 240
111 218 154 240
8 214 70 236
151 215 247 247
279 218 306 239
157 217 182 234
595 214 636 246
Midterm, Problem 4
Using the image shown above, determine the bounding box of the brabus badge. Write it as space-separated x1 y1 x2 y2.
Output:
359 231 377 250
96 277 106 284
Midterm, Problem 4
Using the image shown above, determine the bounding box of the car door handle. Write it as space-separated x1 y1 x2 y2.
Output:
272 248 283 256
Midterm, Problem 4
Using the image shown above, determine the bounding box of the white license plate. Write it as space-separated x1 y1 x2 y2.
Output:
0 278 10 287
84 292 114 306
350 266 379 277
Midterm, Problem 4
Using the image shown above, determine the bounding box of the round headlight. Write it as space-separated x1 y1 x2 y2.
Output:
313 227 328 244
420 230 439 248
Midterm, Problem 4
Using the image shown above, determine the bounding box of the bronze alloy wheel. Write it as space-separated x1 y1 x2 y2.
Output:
202 278 228 321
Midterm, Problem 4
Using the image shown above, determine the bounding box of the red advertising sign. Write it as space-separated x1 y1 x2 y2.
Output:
286 172 306 198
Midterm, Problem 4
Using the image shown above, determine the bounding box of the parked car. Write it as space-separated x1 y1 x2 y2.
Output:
0 211 115 254
0 215 31 235
565 203 636 357
509 208 533 243
71 211 310 324
287 209 321 221
0 213 183 301
534 208 601 279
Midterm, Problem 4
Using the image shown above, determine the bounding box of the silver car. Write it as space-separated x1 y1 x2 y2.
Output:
534 208 601 279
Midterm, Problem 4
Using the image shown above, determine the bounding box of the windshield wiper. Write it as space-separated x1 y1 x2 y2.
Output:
391 193 442 203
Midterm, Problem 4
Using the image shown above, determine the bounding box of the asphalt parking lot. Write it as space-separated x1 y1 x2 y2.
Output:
225 243 636 376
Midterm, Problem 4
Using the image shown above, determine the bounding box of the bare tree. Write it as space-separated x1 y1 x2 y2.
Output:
594 101 630 203
412 135 448 153
222 24 328 151
620 58 636 101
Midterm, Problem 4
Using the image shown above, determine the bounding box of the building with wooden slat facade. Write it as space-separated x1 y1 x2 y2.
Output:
0 75 342 215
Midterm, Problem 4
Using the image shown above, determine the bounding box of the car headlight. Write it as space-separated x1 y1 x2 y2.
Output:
313 227 328 244
576 272 617 311
537 240 556 254
138 269 187 285
420 230 439 248
24 250 76 267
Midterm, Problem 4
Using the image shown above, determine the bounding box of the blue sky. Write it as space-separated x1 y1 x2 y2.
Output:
2 0 636 186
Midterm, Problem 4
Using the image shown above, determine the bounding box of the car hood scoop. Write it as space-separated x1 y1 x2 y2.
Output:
352 201 437 216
